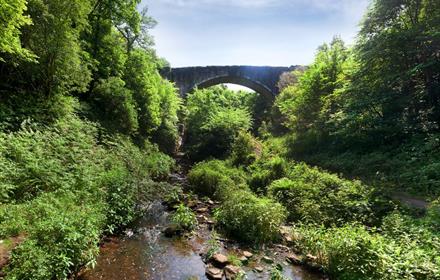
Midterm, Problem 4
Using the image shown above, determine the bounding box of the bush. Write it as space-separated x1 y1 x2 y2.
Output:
185 86 254 161
216 190 286 243
170 204 198 231
268 163 375 225
188 160 247 200
292 223 440 280
248 156 288 194
230 131 261 166
0 115 174 278
0 116 105 203
101 163 136 233
426 198 440 230
108 138 174 181
1 192 106 280
90 77 138 135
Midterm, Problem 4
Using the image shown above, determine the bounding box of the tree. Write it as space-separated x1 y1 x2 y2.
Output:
185 86 253 160
352 0 440 136
18 0 93 96
0 0 34 62
276 37 349 135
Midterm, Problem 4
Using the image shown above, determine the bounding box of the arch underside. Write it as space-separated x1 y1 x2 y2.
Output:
193 75 275 98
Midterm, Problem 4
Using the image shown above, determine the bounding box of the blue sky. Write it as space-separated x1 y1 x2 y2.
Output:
140 0 369 67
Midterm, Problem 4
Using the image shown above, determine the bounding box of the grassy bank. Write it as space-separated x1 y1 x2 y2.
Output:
0 115 174 279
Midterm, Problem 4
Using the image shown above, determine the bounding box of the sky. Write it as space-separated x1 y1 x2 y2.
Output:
140 0 370 68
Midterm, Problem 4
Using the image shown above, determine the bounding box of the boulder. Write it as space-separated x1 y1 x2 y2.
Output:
254 266 264 273
238 255 248 263
206 265 223 280
262 256 274 264
197 207 209 213
187 200 198 208
224 265 242 280
242 251 253 258
286 253 302 264
211 253 229 267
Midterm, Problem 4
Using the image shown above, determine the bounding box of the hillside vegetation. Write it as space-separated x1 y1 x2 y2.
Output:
0 0 439 279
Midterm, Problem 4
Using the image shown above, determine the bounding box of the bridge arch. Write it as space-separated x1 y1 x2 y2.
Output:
161 65 300 98
194 75 274 98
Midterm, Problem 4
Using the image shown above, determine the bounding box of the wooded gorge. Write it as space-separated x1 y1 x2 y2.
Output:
0 0 439 279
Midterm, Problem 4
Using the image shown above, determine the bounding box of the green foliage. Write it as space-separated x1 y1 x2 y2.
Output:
270 264 290 280
349 0 440 138
1 192 105 280
185 86 254 160
0 93 78 131
163 185 183 206
170 204 198 231
276 37 349 136
205 231 221 260
216 189 286 243
0 0 34 61
227 254 243 267
0 116 103 203
123 49 181 152
268 162 375 226
426 198 440 230
292 222 440 280
230 131 261 167
295 133 440 198
91 77 138 135
248 156 288 194
188 159 247 200
0 115 173 277
23 0 93 96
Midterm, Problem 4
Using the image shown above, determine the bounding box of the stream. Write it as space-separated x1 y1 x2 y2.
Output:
79 162 325 280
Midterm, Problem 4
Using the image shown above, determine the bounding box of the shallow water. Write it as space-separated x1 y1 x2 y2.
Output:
79 200 324 280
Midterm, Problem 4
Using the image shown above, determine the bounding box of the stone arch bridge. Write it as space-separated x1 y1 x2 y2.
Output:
161 65 299 98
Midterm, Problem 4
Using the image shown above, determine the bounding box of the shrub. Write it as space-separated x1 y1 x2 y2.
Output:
0 116 105 203
270 264 290 280
291 223 440 280
170 204 198 231
216 190 286 243
292 224 388 279
91 77 138 135
101 163 136 233
248 156 288 194
426 198 440 230
268 162 375 225
0 115 174 278
2 192 106 280
107 137 174 181
230 131 261 166
188 160 247 200
185 86 254 161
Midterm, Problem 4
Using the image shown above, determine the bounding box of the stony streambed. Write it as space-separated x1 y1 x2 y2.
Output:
78 167 326 280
